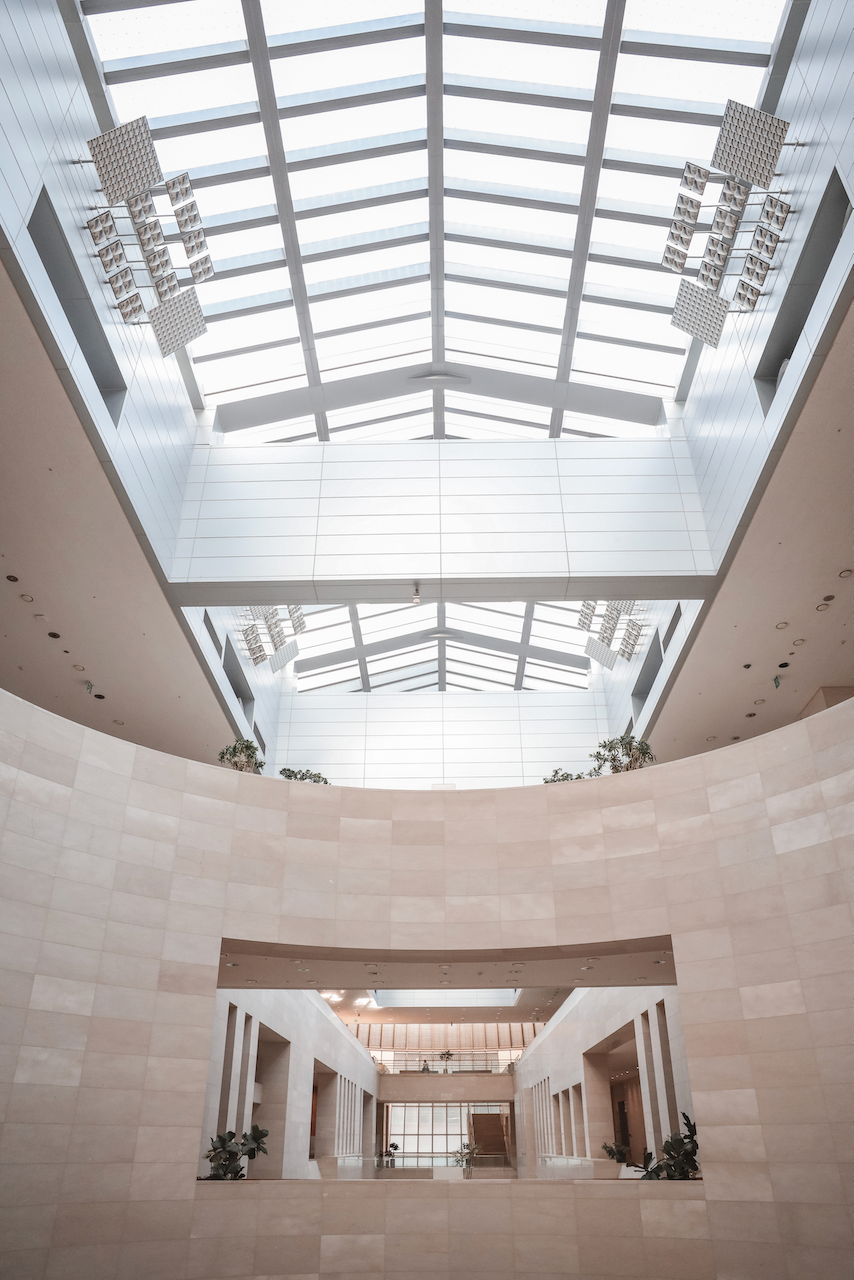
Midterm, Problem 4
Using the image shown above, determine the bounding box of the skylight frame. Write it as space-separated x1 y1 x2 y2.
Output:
85 1 782 441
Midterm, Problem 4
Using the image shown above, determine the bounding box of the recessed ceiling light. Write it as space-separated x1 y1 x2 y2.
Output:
6 575 18 582
816 604 829 611
112 720 124 726
73 664 85 671
653 960 666 965
792 639 805 646
823 595 835 601
48 632 60 639
245 979 257 984
754 699 765 705
297 967 309 972
731 736 740 741
746 713 756 718
94 694 105 700
775 622 788 629
743 663 751 669
580 966 592 971
778 662 789 668
706 736 716 741
839 570 852 578
225 962 239 967
19 594 33 602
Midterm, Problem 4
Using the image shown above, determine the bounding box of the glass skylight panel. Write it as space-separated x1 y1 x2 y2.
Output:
444 281 566 329
152 125 269 175
189 225 285 261
325 392 433 438
281 98 427 154
613 57 766 110
604 116 722 166
596 168 690 209
88 1 246 60
297 198 430 244
107 65 260 124
622 0 785 42
316 321 431 379
302 241 430 287
443 36 599 90
187 177 278 219
444 197 577 244
443 149 584 198
443 97 592 148
200 349 307 404
572 340 679 394
270 40 425 100
310 280 430 333
445 236 571 283
445 394 551 436
576 301 682 349
262 0 421 28
591 216 669 254
288 150 428 203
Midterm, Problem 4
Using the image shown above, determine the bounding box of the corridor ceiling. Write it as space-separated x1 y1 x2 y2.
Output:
85 0 785 443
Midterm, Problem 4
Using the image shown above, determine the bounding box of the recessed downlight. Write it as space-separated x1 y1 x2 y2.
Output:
6 575 18 582
706 736 716 741
778 662 789 668
754 699 765 705
73 664 85 671
793 639 805 646
839 570 852 578
94 694 105 700
823 595 835 601
19 594 33 602
746 713 756 718
775 622 788 629
48 632 60 639
112 720 124 726
731 736 740 741
816 603 829 611
743 663 751 669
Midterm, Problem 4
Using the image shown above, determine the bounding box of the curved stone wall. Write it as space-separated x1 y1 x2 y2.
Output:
0 688 850 1278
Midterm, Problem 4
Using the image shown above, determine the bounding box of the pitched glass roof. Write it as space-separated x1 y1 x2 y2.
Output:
85 0 785 442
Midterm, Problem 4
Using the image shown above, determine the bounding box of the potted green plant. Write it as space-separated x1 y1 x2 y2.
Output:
384 1142 399 1168
544 732 655 783
640 1114 700 1180
453 1141 481 1179
601 1140 630 1164
279 767 329 784
218 738 265 773
200 1125 269 1179
439 1049 454 1073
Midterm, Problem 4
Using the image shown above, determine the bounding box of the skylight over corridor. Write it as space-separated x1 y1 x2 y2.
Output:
86 0 786 441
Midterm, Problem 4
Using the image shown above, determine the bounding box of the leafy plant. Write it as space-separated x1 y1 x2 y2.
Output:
452 1141 481 1167
218 738 265 773
438 1049 454 1061
544 733 655 783
279 767 329 784
640 1114 699 1180
602 1140 630 1163
202 1125 269 1180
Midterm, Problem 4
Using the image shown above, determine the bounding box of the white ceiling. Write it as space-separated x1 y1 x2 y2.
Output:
650 300 854 760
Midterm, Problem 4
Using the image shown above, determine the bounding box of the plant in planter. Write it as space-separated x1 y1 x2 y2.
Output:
279 767 329 784
218 738 265 773
640 1114 699 1180
452 1141 481 1179
544 733 655 783
438 1049 454 1073
601 1140 631 1164
201 1125 269 1179
383 1142 400 1168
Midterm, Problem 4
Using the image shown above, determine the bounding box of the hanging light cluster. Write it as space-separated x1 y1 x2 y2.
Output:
85 118 213 356
663 99 795 344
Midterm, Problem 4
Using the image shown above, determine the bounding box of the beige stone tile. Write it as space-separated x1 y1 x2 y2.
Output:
446 1232 512 1273
50 1201 126 1246
740 979 806 1020
705 1199 781 1242
761 1122 834 1163
254 1233 322 1275
697 1124 767 1162
701 1162 774 1201
13 1047 83 1088
21 1010 89 1051
744 1012 813 1054
256 1193 323 1236
692 1088 760 1126
576 1234 641 1276
319 1233 384 1273
128 1160 197 1202
643 1236 716 1279
80 1051 147 1090
385 1196 448 1234
777 1202 852 1248
755 1086 829 1125
768 1161 845 1204
5 1082 77 1125
59 1162 133 1203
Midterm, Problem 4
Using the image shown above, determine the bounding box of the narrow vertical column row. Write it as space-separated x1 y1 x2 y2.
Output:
333 1075 364 1155
425 0 446 438
635 1009 663 1156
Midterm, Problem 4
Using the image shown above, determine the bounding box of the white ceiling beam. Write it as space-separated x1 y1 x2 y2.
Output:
214 358 663 432
425 0 446 440
240 0 328 441
549 0 626 437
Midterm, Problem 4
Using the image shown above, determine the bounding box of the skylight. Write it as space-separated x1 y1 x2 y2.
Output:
371 988 520 1007
86 0 786 441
